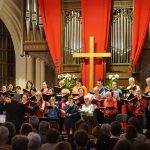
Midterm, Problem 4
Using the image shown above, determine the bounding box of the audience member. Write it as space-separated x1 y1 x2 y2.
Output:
0 126 11 150
41 128 60 150
11 135 28 150
20 123 33 136
29 116 39 132
27 132 41 150
55 141 72 150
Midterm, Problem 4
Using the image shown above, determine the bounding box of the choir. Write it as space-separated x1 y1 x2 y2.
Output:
0 77 150 134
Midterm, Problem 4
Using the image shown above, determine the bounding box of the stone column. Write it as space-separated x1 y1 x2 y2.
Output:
26 55 34 82
35 58 41 90
41 60 45 84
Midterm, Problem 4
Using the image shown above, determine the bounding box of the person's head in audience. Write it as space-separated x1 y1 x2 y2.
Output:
54 141 72 150
27 132 41 150
105 91 112 101
74 129 89 150
11 135 28 150
126 125 137 140
79 123 90 134
29 116 39 131
110 121 122 137
114 140 132 150
128 117 140 132
47 128 60 144
38 121 49 134
75 120 85 130
20 123 33 136
0 126 9 144
2 122 16 144
49 121 60 131
97 78 103 88
92 125 101 139
101 123 111 137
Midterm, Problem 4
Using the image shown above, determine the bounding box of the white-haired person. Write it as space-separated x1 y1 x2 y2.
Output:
80 95 98 126
126 77 140 93
145 77 150 92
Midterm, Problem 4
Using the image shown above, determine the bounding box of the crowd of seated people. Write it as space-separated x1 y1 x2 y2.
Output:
0 77 150 149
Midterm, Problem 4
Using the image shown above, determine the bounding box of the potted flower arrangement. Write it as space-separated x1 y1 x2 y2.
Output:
58 73 77 89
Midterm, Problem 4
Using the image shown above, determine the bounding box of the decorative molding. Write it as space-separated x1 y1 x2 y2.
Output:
24 41 49 52
113 1 133 8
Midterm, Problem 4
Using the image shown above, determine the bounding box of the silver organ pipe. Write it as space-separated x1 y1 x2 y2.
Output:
63 10 82 64
111 8 133 64
31 0 37 41
26 0 31 41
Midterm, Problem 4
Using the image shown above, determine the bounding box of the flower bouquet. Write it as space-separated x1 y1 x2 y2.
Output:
58 73 77 89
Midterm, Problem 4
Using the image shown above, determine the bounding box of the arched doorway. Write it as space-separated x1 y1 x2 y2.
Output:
0 19 15 86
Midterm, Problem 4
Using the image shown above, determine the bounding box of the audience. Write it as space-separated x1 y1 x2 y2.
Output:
55 141 72 150
114 140 132 150
29 116 39 132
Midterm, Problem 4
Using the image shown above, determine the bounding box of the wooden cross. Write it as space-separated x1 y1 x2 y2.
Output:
72 36 111 91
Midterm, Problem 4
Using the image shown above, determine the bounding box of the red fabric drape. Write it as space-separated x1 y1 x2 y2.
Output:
38 0 61 72
131 0 150 67
81 0 111 90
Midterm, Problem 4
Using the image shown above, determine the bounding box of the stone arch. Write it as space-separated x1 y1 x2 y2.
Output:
0 0 27 87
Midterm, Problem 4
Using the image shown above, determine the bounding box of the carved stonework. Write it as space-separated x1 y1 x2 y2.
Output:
24 41 48 52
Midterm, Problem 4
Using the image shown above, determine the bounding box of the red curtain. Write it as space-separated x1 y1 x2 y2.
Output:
131 0 150 67
81 0 111 90
38 0 61 72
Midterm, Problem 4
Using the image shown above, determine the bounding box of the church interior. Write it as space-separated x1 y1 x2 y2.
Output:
0 0 150 150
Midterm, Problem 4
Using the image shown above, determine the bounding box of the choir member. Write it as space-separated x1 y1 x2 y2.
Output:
103 91 117 123
41 81 49 94
64 95 78 134
15 86 22 94
1 84 7 93
7 83 14 92
73 87 85 107
45 97 59 119
145 77 150 92
25 80 34 92
126 77 140 92
96 78 106 97
72 78 87 94
145 77 150 129
129 90 147 133
80 95 98 126
48 87 54 94
34 91 46 117
58 80 66 89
